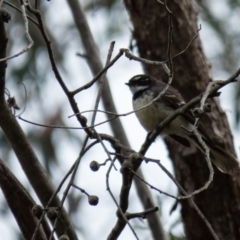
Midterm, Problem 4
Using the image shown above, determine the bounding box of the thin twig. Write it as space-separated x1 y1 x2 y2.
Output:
106 157 139 240
169 24 202 61
177 80 235 200
71 49 124 96
91 41 115 125
163 0 173 76
32 163 74 240
126 207 159 220
48 137 89 240
90 41 118 170
71 184 89 196
31 139 99 240
177 81 222 200
14 82 27 117
123 49 170 75
145 157 219 240
19 115 121 130
26 1 94 138
0 3 34 62
131 170 178 200
179 128 213 200
3 1 39 26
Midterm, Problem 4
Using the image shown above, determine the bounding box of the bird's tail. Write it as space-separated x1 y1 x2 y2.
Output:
189 134 240 174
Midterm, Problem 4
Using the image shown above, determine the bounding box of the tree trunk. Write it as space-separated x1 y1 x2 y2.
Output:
124 1 240 239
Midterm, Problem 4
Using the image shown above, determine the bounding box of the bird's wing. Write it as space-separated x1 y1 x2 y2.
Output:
169 134 191 147
152 83 186 109
152 83 217 146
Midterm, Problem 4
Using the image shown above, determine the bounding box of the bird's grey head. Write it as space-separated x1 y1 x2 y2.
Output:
125 75 153 94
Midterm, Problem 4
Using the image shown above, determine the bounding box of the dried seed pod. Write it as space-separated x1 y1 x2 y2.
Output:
88 195 99 206
47 207 58 220
90 161 100 172
32 205 43 219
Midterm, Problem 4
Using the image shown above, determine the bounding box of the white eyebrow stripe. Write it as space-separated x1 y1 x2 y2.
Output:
133 76 143 80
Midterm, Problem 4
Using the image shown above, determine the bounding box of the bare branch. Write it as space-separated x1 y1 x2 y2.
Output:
0 158 50 240
131 169 178 200
163 0 174 76
91 41 115 124
3 1 39 26
66 0 168 239
149 158 219 240
122 49 170 75
126 207 159 220
0 9 77 240
178 127 214 199
169 24 202 61
26 1 93 138
107 159 140 240
0 3 34 62
31 139 100 239
71 49 124 96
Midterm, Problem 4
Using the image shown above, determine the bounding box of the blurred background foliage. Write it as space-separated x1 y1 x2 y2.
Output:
0 0 240 239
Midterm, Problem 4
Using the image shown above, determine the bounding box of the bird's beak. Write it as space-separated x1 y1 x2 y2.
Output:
125 82 129 86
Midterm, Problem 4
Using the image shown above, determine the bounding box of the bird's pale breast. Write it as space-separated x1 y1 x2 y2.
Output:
132 93 192 136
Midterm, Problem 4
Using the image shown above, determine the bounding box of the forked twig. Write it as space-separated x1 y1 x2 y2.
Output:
0 3 34 62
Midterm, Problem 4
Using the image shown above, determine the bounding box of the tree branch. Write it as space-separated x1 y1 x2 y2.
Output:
0 7 77 240
0 158 51 240
66 0 167 239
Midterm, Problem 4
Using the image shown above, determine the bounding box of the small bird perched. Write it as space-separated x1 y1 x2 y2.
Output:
125 74 239 174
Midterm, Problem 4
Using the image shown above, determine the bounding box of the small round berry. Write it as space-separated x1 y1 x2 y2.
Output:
88 195 99 206
47 207 58 220
90 161 100 172
32 205 43 219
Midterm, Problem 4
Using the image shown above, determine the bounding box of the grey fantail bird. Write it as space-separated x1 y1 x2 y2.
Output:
125 74 239 174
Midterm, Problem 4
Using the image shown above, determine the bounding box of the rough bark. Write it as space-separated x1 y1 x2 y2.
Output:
124 1 240 239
